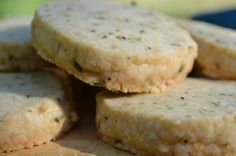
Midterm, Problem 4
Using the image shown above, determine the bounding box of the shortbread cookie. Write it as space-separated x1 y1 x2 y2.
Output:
32 0 197 93
96 78 236 156
178 19 236 79
0 17 48 71
2 85 132 156
0 71 78 152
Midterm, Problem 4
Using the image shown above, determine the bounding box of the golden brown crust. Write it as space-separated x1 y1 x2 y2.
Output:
99 133 233 156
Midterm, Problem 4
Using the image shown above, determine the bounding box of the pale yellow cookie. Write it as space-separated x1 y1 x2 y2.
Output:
32 0 197 93
96 78 236 156
0 71 78 152
0 17 49 71
178 19 236 79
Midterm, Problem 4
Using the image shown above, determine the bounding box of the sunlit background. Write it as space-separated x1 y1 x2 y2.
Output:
0 0 236 28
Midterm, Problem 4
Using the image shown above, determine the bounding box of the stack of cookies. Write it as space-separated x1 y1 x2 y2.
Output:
1 0 236 155
0 17 78 152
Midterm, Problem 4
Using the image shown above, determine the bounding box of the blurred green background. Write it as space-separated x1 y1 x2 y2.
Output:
0 0 236 18
0 0 49 18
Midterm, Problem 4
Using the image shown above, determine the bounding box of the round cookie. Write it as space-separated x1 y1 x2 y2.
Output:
178 19 236 79
0 17 49 71
0 71 78 152
32 0 197 93
96 78 236 156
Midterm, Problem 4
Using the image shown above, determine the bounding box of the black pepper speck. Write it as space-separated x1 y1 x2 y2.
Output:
57 98 62 103
54 118 60 123
8 55 14 61
115 139 123 144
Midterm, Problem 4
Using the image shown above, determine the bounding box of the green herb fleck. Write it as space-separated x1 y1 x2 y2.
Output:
97 16 106 20
97 120 101 129
102 35 107 39
212 101 220 107
73 60 83 72
178 64 185 73
90 29 96 32
117 36 126 40
139 30 145 34
215 39 225 44
130 1 137 6
124 18 129 22
115 29 120 32
134 36 142 41
171 43 181 47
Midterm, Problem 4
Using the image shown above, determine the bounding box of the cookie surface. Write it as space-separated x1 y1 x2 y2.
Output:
0 17 48 71
96 78 236 156
32 0 197 93
0 71 78 152
1 96 133 156
178 19 236 79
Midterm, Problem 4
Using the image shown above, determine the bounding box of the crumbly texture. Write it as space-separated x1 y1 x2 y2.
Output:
178 19 236 79
0 17 49 71
32 0 197 93
0 71 78 153
96 78 236 156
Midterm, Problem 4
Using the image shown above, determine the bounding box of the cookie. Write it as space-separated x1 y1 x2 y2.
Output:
0 17 49 71
96 78 236 156
0 71 78 152
178 19 236 79
32 0 197 93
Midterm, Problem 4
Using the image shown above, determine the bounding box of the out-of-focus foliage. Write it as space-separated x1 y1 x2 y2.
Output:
0 0 50 18
0 0 236 18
